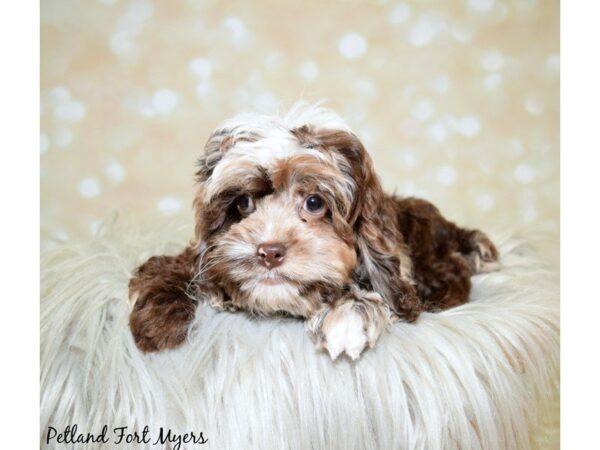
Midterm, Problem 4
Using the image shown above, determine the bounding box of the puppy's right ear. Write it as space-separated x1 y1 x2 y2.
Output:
194 130 230 182
193 128 238 242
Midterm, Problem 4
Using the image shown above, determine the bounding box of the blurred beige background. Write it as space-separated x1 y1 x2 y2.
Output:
40 0 559 246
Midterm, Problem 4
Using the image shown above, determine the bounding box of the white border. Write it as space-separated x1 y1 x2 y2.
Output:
561 0 600 448
0 1 39 447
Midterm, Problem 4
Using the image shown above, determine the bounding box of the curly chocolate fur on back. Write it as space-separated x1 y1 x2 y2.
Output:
128 104 499 357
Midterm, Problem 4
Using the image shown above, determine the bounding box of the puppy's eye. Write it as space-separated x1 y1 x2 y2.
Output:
303 194 326 215
236 194 255 215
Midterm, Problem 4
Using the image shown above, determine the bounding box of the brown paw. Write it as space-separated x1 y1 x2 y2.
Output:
129 287 197 353
128 248 199 353
390 283 422 322
470 231 500 273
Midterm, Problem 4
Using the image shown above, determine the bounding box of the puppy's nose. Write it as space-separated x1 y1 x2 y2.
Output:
257 242 287 269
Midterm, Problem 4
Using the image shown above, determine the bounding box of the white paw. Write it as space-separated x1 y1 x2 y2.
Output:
322 304 367 360
307 292 389 361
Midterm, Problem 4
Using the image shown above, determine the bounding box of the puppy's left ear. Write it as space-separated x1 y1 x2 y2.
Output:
310 129 421 321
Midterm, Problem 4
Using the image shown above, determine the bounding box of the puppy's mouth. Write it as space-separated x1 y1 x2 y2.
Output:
256 270 296 285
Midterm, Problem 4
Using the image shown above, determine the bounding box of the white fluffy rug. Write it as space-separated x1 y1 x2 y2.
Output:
41 222 559 450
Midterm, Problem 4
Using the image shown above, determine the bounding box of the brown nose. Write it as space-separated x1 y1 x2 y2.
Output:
257 242 287 269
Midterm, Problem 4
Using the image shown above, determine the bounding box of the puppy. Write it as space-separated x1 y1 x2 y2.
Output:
129 103 499 360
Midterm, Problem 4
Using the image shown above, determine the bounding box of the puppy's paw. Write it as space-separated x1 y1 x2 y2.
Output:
129 287 197 353
128 248 199 353
470 231 500 273
306 290 390 361
321 304 368 360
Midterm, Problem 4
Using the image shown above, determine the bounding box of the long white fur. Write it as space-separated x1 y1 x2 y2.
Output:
41 222 559 449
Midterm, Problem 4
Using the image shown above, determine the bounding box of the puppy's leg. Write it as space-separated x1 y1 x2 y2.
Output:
306 287 392 360
129 246 199 353
414 253 474 311
396 197 499 311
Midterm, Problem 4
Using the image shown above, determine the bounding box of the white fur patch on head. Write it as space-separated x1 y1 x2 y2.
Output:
217 101 353 136
205 138 326 203
203 102 354 203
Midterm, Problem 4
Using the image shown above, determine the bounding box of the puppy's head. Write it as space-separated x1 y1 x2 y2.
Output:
193 105 386 317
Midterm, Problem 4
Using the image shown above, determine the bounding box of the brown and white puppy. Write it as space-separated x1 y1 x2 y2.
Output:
129 103 499 360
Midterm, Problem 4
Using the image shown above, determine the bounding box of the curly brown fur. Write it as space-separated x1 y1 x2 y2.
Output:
128 246 199 352
128 107 499 358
